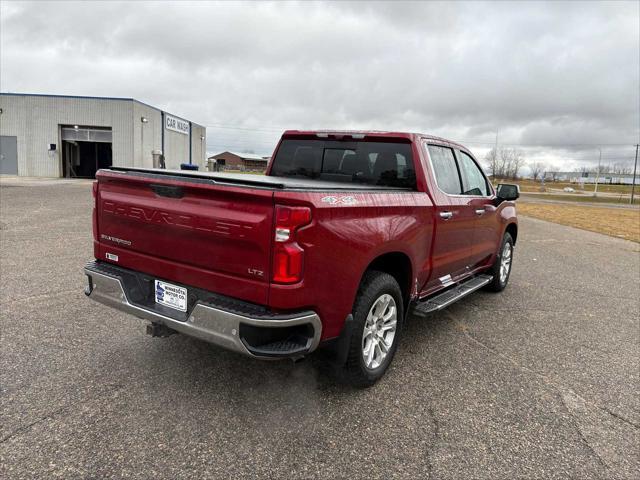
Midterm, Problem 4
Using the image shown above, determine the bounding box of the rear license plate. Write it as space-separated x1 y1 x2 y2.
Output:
155 280 187 312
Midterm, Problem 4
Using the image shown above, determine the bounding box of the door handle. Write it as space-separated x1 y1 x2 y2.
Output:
475 209 485 216
150 184 184 198
439 211 454 220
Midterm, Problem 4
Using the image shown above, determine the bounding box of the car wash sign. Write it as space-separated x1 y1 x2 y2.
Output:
165 115 189 135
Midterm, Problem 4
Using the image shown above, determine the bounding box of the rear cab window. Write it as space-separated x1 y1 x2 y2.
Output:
426 144 462 195
270 139 417 189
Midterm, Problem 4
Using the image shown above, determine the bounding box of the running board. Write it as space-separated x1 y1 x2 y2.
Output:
413 274 493 315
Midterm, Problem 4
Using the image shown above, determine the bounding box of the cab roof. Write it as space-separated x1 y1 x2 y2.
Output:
281 130 469 152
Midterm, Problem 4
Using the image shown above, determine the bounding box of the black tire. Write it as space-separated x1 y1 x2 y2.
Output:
485 232 514 292
341 271 404 388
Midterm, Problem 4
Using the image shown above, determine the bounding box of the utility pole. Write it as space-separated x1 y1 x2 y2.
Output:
493 128 499 178
593 147 601 197
631 144 639 205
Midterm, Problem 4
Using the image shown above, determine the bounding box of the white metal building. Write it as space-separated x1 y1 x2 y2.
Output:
0 93 206 178
546 171 639 185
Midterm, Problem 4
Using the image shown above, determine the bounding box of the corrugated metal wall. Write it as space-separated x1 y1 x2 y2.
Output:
163 127 190 169
161 115 206 169
133 101 162 168
191 123 206 169
0 94 206 176
0 94 133 177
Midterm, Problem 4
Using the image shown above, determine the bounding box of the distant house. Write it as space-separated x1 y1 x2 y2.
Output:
207 151 269 170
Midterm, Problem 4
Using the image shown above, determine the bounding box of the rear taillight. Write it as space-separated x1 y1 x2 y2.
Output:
92 181 98 239
272 205 311 284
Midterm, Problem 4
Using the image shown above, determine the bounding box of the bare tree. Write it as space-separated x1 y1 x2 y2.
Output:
513 154 526 179
498 150 509 178
529 161 546 181
485 147 525 179
612 163 632 174
499 148 525 179
484 148 498 178
546 165 560 182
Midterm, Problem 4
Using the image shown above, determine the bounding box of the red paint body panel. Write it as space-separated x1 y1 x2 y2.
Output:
270 190 433 338
95 171 273 304
92 131 517 342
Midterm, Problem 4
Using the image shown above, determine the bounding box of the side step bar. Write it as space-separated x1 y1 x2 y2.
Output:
413 274 493 315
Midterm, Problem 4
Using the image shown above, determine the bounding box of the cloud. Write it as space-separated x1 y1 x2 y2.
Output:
1 0 638 169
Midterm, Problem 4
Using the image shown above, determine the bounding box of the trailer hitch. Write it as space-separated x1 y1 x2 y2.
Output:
146 322 176 338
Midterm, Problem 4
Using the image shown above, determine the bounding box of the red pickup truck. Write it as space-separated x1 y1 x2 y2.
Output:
84 131 519 386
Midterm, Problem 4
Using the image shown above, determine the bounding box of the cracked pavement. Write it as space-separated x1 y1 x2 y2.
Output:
1 181 639 479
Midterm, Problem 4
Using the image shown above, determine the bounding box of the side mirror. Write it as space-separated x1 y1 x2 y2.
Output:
496 183 520 201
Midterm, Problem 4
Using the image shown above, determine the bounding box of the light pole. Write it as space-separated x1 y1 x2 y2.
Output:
593 147 601 197
631 144 639 205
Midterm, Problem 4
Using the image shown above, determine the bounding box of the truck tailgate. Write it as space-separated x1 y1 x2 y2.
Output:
95 170 274 305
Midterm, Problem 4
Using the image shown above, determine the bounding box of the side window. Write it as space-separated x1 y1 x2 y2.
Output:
427 145 462 195
458 151 489 196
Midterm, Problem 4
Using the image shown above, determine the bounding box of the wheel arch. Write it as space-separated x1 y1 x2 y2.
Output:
505 222 518 245
361 251 413 309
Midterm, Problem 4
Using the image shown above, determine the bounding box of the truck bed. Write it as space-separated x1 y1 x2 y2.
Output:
107 167 410 191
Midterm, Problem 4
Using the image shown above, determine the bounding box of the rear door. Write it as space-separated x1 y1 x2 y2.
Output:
96 170 275 304
422 144 476 293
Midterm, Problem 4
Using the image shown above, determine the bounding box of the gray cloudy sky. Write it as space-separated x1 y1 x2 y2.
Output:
1 0 639 170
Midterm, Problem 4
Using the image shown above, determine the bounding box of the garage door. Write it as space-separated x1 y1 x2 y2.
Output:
0 136 18 175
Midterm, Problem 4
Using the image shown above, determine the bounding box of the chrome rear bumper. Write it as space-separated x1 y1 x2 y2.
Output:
84 262 322 358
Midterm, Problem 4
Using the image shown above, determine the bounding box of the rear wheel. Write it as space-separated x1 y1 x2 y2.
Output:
342 271 403 387
485 232 514 292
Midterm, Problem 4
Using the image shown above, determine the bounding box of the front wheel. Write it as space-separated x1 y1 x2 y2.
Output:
485 232 514 292
341 271 404 388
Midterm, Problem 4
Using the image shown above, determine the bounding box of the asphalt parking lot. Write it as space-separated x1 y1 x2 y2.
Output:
1 180 639 479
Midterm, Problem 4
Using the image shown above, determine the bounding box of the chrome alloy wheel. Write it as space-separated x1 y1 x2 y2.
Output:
500 242 512 284
362 293 397 370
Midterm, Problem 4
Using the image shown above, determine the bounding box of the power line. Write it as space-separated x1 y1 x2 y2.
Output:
207 142 276 150
201 123 636 147
205 124 284 133
206 139 276 146
201 123 638 157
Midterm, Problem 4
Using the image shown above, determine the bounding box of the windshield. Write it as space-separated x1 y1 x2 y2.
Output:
270 139 416 189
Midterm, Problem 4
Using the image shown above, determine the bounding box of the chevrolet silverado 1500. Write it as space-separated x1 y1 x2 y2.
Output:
84 131 519 386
